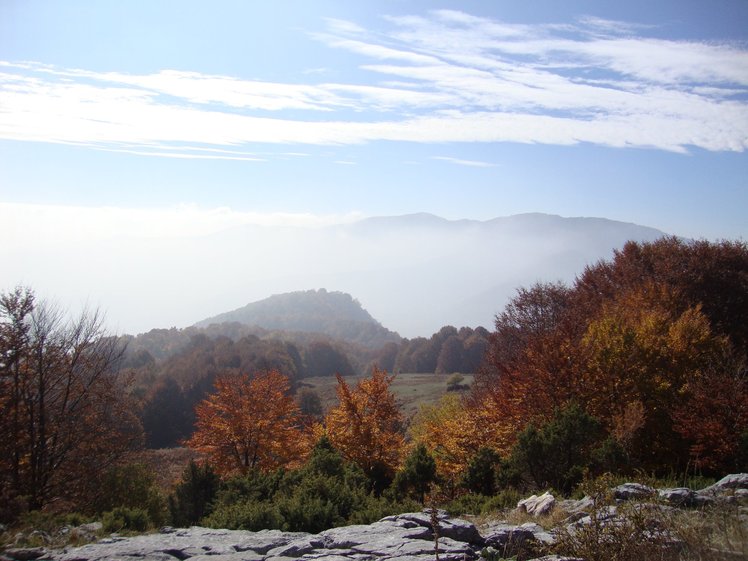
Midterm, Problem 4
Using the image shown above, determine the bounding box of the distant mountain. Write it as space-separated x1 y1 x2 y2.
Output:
182 212 669 338
195 288 402 348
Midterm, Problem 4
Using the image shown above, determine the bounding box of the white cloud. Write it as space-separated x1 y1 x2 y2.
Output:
1 10 747 155
432 156 496 168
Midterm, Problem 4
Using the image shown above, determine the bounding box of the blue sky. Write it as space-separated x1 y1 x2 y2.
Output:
1 0 747 238
1 1 747 334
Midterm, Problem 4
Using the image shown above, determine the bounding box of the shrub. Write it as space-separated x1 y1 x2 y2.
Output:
446 373 466 391
480 488 522 513
392 444 437 503
201 500 283 531
508 403 603 494
102 507 150 533
444 493 491 516
203 437 418 533
168 461 220 527
93 463 165 527
462 447 502 496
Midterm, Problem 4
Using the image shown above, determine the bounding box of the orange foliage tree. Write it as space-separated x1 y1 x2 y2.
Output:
186 370 308 477
473 282 584 446
323 368 404 484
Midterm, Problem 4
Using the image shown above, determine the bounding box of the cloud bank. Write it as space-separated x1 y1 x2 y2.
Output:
1 11 747 156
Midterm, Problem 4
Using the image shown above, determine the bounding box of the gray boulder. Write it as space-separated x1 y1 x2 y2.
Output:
693 473 748 506
386 511 483 544
1 548 47 561
613 483 655 501
517 492 556 517
51 527 308 561
698 473 748 496
657 487 696 507
482 521 555 559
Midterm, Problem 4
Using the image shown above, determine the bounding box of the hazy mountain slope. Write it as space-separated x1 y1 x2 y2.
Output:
15 211 667 338
182 213 667 337
195 288 401 348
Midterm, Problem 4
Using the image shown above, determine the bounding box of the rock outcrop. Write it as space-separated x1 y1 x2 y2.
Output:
517 492 556 517
11 512 482 561
3 474 745 561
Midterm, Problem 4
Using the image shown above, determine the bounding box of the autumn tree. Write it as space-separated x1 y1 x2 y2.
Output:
303 341 355 378
322 368 404 489
472 281 583 442
573 277 748 473
475 238 748 475
408 393 500 494
670 349 748 472
0 287 142 518
186 370 308 477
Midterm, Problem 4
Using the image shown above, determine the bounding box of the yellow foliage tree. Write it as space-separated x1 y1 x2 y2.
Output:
580 283 728 468
186 370 308 477
323 368 404 482
410 392 514 493
409 394 470 488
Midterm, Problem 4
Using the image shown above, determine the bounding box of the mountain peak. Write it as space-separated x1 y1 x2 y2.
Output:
196 289 401 348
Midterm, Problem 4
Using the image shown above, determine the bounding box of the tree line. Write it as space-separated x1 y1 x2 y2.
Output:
124 322 487 449
2 236 746 528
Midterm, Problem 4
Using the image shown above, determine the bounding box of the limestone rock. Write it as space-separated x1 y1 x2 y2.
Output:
613 482 655 501
1 548 48 561
517 491 556 517
657 487 695 507
698 473 748 496
43 513 484 561
482 521 555 559
388 511 483 544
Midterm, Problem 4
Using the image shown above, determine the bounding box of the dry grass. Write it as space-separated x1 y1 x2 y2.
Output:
505 505 572 530
666 503 748 561
301 372 474 418
126 447 201 495
553 496 748 561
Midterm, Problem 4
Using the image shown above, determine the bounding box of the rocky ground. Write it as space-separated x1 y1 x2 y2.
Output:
2 474 746 561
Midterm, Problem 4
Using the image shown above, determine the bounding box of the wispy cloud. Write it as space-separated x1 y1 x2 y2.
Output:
1 10 747 156
432 156 496 168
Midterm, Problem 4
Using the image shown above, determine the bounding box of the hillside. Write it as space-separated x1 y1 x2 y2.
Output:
195 288 401 348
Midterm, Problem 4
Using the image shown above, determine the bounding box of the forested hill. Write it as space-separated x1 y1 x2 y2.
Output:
195 288 401 348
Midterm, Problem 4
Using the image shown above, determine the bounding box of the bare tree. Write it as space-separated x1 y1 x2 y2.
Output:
0 287 142 518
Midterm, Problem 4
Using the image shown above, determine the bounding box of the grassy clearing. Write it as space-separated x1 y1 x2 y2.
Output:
299 372 474 418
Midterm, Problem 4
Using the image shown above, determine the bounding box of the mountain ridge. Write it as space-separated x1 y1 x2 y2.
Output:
183 212 669 338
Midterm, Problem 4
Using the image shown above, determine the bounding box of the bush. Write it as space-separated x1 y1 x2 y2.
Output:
201 500 283 531
444 493 490 516
168 461 220 527
203 437 418 533
93 463 165 527
462 447 502 496
480 488 522 513
102 507 150 533
508 403 603 494
391 444 437 503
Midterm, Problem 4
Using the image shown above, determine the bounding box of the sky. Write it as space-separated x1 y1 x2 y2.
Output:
1 0 747 335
